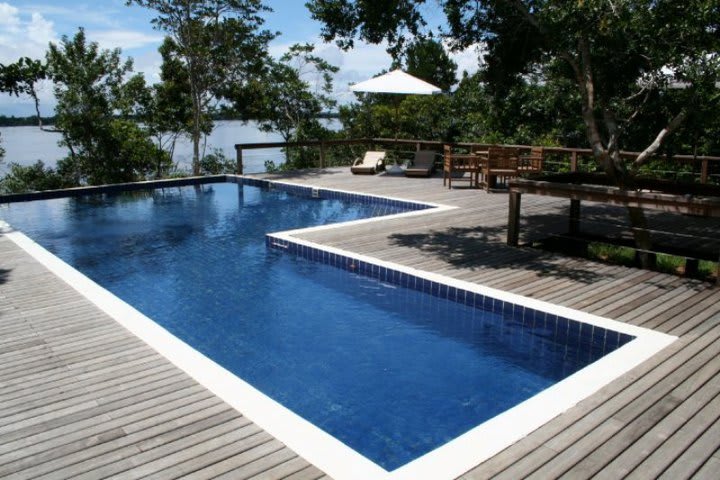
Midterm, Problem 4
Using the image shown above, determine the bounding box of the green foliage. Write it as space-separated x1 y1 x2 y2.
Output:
199 148 236 174
0 57 49 127
128 0 275 174
308 0 720 176
0 57 46 98
404 38 457 91
308 0 426 57
242 42 339 169
252 43 339 155
46 29 170 185
137 37 205 165
0 161 71 194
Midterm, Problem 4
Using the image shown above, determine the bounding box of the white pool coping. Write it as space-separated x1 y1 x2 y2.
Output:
0 182 678 480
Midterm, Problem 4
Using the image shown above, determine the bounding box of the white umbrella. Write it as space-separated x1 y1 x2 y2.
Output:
350 70 442 160
350 69 442 95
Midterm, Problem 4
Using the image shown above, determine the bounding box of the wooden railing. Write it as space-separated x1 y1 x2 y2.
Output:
234 137 720 183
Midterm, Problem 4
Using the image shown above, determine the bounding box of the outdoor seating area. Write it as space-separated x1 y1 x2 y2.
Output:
350 150 386 174
345 144 547 191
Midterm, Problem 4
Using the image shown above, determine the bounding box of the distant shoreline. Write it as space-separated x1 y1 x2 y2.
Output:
0 112 340 128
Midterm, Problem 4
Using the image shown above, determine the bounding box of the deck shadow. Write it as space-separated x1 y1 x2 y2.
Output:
389 221 604 284
0 268 10 285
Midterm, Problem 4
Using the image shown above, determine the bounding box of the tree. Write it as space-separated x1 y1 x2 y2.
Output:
127 0 276 175
47 28 169 185
0 57 50 130
308 0 720 265
404 38 457 92
253 43 338 163
138 37 205 175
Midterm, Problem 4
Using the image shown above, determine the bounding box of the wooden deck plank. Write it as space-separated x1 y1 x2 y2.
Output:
144 435 281 480
69 413 254 480
620 384 720 479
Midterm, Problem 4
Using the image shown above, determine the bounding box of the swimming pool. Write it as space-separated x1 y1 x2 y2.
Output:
0 177 676 479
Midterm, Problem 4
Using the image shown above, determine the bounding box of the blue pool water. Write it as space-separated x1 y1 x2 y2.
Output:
0 181 631 471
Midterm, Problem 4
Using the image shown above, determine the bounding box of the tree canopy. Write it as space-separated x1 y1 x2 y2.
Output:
403 38 457 92
47 29 169 185
128 0 276 174
0 57 48 129
308 0 720 181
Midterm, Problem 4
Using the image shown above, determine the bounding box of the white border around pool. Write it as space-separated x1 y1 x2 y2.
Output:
0 181 677 480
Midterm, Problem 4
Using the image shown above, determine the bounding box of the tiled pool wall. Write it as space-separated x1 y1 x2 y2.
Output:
0 175 432 212
229 176 433 211
0 175 227 203
267 236 635 356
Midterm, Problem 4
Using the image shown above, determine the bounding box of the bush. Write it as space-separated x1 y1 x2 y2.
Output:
199 148 236 175
0 161 73 194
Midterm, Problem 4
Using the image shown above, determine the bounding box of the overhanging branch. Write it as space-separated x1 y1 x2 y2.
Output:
633 110 688 167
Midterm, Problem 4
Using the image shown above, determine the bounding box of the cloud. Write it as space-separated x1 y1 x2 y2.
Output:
86 30 163 52
448 43 483 78
270 36 395 104
0 3 56 63
0 3 21 32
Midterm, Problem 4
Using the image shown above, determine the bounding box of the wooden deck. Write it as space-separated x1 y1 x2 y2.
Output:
2 167 720 479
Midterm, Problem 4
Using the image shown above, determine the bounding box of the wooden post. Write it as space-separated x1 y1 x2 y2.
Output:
236 147 243 175
701 159 709 184
569 198 581 235
416 142 421 151
507 191 522 246
570 152 578 172
319 142 325 169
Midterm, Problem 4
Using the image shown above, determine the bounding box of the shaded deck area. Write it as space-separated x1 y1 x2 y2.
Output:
2 167 720 479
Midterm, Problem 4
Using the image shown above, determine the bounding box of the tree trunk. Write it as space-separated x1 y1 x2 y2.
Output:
191 87 201 175
627 206 656 269
566 41 658 269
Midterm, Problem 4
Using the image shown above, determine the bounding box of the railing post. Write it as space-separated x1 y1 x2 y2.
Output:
507 190 522 246
319 142 326 169
569 199 581 235
570 152 578 172
701 159 709 184
236 147 243 175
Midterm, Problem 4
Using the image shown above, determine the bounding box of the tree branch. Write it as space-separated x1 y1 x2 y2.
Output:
633 110 688 167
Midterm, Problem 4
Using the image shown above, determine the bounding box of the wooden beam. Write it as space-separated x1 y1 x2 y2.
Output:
507 191 522 246
509 179 720 218
569 199 581 235
236 147 243 175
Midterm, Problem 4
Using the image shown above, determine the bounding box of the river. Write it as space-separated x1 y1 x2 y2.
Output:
0 120 340 175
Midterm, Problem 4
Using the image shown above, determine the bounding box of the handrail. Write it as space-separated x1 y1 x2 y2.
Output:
233 136 720 179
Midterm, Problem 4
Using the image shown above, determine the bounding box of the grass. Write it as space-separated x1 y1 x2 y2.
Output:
540 237 718 283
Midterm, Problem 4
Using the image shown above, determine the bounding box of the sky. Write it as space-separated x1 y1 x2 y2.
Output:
0 0 482 117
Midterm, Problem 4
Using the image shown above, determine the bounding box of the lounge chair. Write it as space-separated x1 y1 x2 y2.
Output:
405 150 438 177
351 151 386 174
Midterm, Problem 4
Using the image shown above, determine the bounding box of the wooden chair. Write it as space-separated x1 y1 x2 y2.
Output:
481 146 520 191
443 145 480 189
519 146 544 174
405 150 438 177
